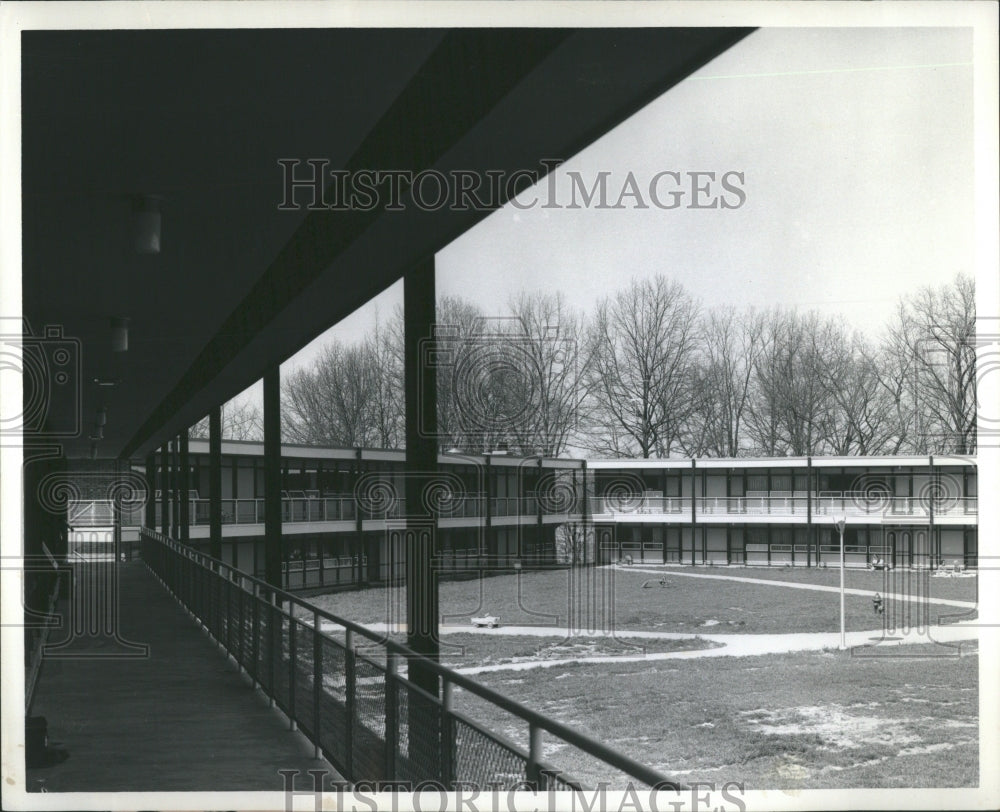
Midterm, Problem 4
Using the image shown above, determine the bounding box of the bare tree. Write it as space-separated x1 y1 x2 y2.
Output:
555 522 592 564
744 310 853 456
422 296 491 453
367 310 404 449
812 333 893 455
282 341 380 447
688 307 765 457
883 274 976 453
870 318 922 453
189 400 263 441
743 312 785 456
584 276 701 458
504 292 591 456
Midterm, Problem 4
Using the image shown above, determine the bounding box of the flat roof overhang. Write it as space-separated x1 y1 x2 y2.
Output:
21 26 754 460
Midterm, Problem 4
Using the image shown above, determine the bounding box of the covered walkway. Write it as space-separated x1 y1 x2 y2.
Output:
26 561 334 793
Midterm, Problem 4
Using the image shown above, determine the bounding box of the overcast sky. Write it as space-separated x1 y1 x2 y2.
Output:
256 25 974 405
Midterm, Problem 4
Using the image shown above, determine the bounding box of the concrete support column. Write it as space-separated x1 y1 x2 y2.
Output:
144 453 155 529
806 456 813 567
690 460 696 566
264 368 283 588
179 431 190 542
404 257 439 698
160 444 169 537
485 456 495 559
170 438 180 539
209 407 222 561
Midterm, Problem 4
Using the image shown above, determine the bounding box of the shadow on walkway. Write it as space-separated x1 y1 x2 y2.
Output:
26 561 335 792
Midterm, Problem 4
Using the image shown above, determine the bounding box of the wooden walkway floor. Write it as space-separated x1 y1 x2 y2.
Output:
26 560 337 792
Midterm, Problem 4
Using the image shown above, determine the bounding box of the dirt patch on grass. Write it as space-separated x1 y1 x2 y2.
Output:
740 704 921 749
443 633 718 670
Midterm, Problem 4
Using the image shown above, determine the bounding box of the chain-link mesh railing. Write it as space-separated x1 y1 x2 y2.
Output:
139 527 673 790
452 714 529 787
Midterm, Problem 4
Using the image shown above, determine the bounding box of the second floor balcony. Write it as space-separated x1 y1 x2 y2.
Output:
591 491 978 523
121 493 577 528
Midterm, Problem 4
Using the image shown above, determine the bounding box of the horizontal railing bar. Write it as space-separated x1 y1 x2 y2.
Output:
139 527 673 789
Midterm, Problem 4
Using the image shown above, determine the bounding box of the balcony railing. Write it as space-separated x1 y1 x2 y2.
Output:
121 492 581 528
592 493 978 519
593 496 691 515
121 490 977 528
138 527 671 790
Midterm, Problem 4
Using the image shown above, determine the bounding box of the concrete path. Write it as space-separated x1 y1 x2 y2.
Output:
613 565 977 609
328 618 979 675
449 622 979 674
312 567 978 675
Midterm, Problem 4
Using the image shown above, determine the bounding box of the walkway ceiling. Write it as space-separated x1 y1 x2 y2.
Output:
20 26 753 460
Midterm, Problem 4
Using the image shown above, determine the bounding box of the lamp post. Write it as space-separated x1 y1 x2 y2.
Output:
835 515 847 650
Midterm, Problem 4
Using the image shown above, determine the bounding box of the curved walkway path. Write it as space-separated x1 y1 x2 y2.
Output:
345 620 979 675
612 564 977 609
332 566 979 675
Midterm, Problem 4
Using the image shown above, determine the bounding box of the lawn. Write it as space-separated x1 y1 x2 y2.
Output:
452 643 979 790
297 565 979 791
308 565 975 636
649 563 979 603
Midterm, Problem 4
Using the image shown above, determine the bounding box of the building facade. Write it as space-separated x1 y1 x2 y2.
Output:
120 442 977 589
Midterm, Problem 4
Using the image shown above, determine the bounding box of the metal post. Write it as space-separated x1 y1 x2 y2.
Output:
485 455 495 559
288 608 297 731
354 449 363 585
533 458 541 562
160 444 170 537
269 590 277 708
171 438 180 538
251 583 260 688
264 368 283 588
528 723 544 790
144 453 156 529
345 629 355 778
179 431 190 542
806 456 813 567
440 678 455 787
690 460 696 565
385 652 398 778
836 516 847 650
210 406 223 561
313 610 322 759
928 455 936 569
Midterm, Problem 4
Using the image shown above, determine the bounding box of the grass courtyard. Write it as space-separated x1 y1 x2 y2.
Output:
305 565 979 789
310 564 977 636
455 642 978 790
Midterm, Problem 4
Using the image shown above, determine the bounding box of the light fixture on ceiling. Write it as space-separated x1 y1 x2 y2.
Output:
132 194 162 254
111 317 129 352
93 377 122 388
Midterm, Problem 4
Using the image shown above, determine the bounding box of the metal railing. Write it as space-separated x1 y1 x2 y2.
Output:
68 499 115 527
139 527 672 790
592 497 691 515
122 493 580 528
592 494 977 519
